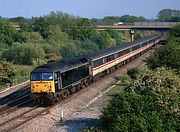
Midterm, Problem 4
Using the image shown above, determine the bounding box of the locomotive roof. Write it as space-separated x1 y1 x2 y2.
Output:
87 35 158 61
31 57 88 73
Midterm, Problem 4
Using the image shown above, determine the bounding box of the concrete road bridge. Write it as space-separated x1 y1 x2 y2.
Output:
97 22 180 41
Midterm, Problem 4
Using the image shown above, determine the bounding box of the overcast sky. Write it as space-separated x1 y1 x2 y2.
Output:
1 0 180 19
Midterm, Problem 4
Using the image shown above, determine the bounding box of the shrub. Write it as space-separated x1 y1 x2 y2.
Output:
101 66 180 131
101 93 179 132
3 43 45 65
0 18 17 46
0 61 16 86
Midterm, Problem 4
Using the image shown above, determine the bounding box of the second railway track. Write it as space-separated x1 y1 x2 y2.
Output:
0 89 31 115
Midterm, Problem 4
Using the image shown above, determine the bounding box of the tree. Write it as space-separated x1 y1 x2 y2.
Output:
157 9 180 22
102 16 120 24
18 32 44 43
8 17 27 23
107 29 122 44
61 42 78 57
80 39 99 55
101 66 180 131
3 43 45 65
0 61 16 86
169 24 180 38
33 17 51 39
68 18 96 41
91 31 114 49
47 25 70 45
0 17 17 47
148 25 180 70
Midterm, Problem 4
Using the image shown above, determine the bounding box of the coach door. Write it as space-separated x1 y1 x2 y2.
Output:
54 72 61 92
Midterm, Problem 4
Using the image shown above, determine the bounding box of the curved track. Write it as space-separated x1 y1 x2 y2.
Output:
0 89 84 131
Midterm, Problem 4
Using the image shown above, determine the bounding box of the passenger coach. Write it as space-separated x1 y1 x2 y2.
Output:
88 35 161 77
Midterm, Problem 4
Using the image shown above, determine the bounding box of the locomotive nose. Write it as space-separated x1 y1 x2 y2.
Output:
31 81 54 93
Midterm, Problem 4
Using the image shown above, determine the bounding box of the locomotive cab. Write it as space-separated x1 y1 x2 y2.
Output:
30 71 60 103
31 72 55 93
30 57 90 104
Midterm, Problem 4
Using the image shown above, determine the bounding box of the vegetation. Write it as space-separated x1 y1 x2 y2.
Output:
3 43 45 65
0 61 16 87
0 17 17 47
157 9 180 22
0 8 179 88
101 66 180 131
101 22 180 131
148 25 180 71
93 15 148 25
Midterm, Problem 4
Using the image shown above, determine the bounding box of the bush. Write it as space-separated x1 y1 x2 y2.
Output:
101 93 179 132
3 43 45 65
81 39 99 54
0 61 16 86
148 37 180 70
13 65 33 84
127 67 139 79
101 66 180 131
0 18 17 46
148 24 180 70
18 32 44 43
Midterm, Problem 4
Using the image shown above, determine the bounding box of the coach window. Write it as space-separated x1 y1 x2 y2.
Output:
114 53 118 59
118 51 123 57
129 48 132 52
125 49 130 54
109 55 114 61
103 57 107 64
93 59 103 68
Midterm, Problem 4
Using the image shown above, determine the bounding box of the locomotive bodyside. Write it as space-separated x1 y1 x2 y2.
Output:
30 58 90 103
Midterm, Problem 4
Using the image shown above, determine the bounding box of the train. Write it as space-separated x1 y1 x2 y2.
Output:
30 34 161 104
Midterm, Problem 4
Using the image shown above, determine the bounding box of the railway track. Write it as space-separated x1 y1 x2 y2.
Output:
0 88 30 105
0 97 32 116
0 105 39 131
0 80 98 131
0 89 31 115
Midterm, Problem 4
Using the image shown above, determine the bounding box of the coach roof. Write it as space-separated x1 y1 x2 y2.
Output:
87 35 158 60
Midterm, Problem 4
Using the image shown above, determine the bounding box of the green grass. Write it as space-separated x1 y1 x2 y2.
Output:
107 85 124 96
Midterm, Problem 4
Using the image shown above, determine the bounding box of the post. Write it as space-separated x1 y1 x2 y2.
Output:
61 111 64 121
130 30 135 42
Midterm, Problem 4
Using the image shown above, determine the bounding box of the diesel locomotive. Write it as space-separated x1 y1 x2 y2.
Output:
30 34 161 104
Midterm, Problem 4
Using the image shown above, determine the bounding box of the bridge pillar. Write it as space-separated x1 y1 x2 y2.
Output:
130 30 134 42
160 30 168 40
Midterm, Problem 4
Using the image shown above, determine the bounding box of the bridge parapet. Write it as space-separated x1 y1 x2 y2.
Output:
97 22 180 30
